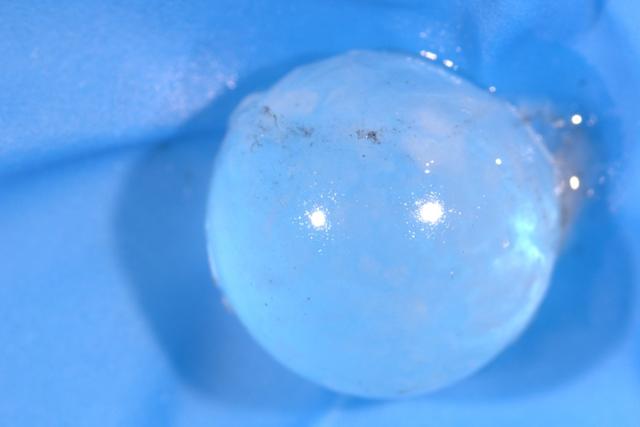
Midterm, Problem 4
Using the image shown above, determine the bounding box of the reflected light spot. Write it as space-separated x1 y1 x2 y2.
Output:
495 158 502 166
420 50 438 61
488 86 496 93
569 175 580 191
443 59 454 68
571 114 583 125
418 201 444 224
308 208 327 229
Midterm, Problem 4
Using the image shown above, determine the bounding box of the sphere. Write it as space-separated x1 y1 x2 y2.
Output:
206 51 560 398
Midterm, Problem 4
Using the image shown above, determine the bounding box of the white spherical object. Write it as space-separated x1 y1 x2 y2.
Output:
206 51 560 398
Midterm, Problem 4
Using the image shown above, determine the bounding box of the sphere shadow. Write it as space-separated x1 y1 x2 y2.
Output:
113 56 338 411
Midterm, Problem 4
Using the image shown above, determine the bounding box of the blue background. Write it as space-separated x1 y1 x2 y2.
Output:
1 1 639 425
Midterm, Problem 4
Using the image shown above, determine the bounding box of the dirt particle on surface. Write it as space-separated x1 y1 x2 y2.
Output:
261 105 279 126
356 129 381 144
250 135 263 151
297 126 314 137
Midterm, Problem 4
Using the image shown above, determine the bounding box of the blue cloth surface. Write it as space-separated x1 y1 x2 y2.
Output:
1 1 639 425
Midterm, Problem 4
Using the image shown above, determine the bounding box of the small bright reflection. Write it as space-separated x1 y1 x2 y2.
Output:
443 59 454 68
571 114 583 125
488 86 497 93
569 175 581 191
495 158 503 166
308 208 327 229
420 50 438 61
418 201 444 224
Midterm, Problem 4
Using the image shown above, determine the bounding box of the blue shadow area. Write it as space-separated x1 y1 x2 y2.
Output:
113 57 339 411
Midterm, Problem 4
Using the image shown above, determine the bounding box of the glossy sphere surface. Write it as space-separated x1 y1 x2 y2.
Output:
206 51 560 398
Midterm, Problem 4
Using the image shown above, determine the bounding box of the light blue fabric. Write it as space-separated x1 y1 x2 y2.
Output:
1 1 639 425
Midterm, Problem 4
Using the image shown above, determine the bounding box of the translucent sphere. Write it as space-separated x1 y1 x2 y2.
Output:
206 51 560 398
